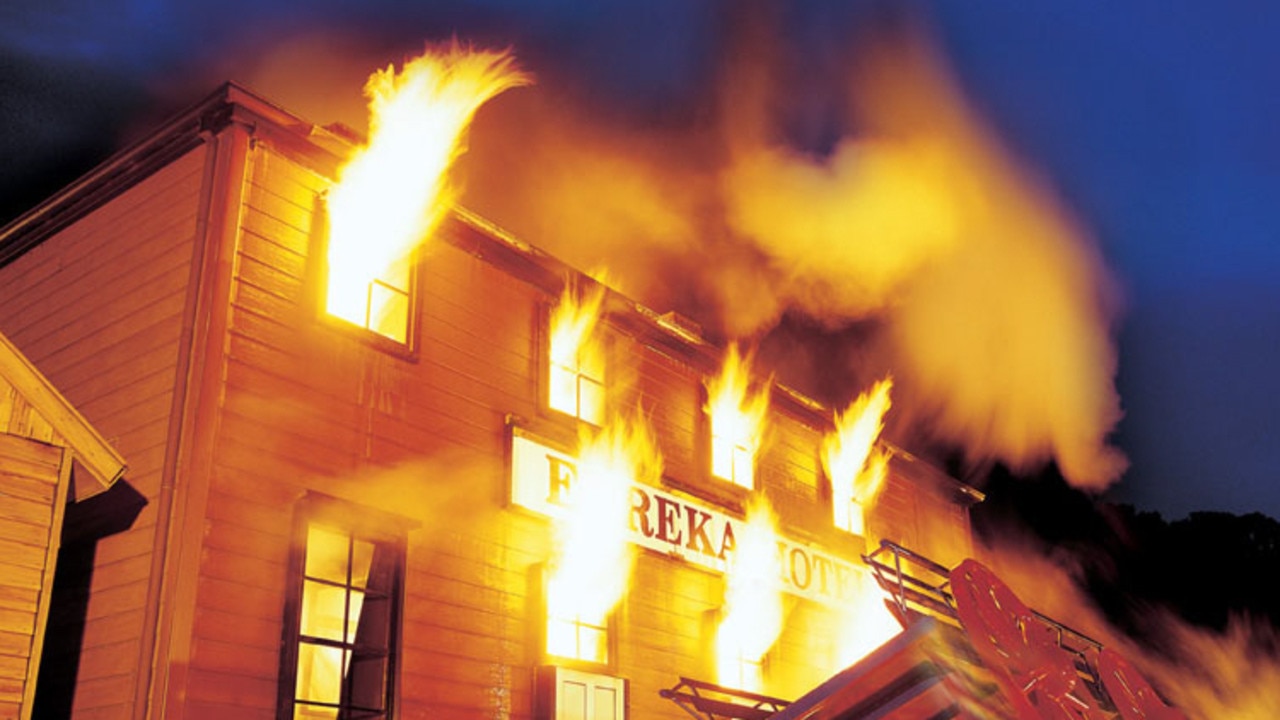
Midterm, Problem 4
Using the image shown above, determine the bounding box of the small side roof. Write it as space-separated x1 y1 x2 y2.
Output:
0 331 127 500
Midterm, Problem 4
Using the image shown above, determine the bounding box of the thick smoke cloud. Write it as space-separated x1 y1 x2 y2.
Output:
719 29 1127 488
466 18 1128 489
5 3 1128 491
417 19 1135 490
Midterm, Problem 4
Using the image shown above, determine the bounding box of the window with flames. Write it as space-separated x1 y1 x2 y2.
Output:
547 611 610 666
720 651 767 694
547 284 607 426
325 256 415 346
705 344 770 491
709 431 755 490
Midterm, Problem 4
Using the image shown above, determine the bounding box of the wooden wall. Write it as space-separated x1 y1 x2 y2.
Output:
179 130 979 720
0 108 976 718
0 432 67 720
183 141 554 719
0 146 206 719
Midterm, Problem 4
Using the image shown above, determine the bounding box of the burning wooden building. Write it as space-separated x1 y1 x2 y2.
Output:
0 70 990 718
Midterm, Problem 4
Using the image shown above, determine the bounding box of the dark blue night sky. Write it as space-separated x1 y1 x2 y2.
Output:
3 1 1277 520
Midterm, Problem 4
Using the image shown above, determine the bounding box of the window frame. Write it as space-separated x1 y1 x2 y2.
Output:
540 298 610 428
701 607 773 696
277 493 411 720
311 195 423 358
534 562 619 673
696 382 760 493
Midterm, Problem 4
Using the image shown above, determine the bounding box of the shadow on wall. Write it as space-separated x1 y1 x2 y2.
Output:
33 479 148 720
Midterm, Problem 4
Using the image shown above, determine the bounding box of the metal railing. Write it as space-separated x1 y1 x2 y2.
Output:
659 677 790 720
862 540 1108 691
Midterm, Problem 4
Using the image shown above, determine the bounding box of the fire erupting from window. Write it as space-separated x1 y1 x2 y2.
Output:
546 414 662 664
821 377 894 536
716 496 784 693
325 43 529 342
832 574 902 671
548 282 607 425
705 344 770 489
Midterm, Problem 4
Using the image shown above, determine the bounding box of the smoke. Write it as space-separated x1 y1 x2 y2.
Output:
219 11 1128 491
719 23 1126 490
976 532 1280 720
1131 615 1280 719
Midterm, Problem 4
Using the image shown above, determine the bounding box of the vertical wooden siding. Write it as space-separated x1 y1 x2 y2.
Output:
0 147 206 719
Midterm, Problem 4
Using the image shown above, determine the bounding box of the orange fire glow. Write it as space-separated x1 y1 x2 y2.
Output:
705 344 771 488
833 572 902 669
716 496 785 692
548 282 607 425
821 377 893 536
325 43 529 340
545 415 662 663
1134 617 1280 720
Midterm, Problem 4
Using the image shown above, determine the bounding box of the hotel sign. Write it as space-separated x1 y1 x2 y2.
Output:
511 431 867 607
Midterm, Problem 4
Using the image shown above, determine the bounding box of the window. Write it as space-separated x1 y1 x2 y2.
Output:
325 255 415 346
280 497 408 720
541 564 615 668
539 557 616 669
315 198 418 348
547 285 607 425
547 611 610 665
548 348 605 426
327 262 412 343
703 344 768 490
833 498 867 537
719 651 766 694
710 431 754 489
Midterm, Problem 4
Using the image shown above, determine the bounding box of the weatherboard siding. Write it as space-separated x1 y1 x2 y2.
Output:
185 144 548 718
0 128 976 720
0 434 65 720
0 146 204 719
199 142 969 719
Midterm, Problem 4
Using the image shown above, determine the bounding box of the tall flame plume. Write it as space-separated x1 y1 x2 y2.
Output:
326 42 529 335
705 344 771 488
833 573 902 669
822 377 893 536
717 496 784 692
546 415 662 662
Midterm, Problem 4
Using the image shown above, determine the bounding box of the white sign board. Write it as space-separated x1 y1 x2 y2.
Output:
511 431 866 606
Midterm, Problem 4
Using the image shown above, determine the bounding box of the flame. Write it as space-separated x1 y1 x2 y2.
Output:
822 377 894 535
545 414 662 663
1135 617 1280 720
548 282 607 424
705 344 771 488
716 497 785 692
833 571 902 669
719 25 1126 489
325 42 529 339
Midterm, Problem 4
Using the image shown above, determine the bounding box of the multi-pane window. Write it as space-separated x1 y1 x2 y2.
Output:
710 432 754 489
325 258 414 346
547 611 610 665
720 651 765 694
833 498 867 537
281 503 405 720
548 349 605 426
704 344 768 490
546 286 607 426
